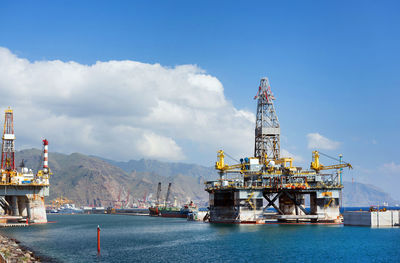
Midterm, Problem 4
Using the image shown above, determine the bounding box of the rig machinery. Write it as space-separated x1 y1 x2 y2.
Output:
205 78 352 224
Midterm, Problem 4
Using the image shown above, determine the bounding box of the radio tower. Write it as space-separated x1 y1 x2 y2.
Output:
1 108 16 171
254 77 280 163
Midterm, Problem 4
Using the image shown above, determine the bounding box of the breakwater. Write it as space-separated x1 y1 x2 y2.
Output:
0 233 40 262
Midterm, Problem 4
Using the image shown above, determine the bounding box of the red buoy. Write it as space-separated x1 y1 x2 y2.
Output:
97 225 101 253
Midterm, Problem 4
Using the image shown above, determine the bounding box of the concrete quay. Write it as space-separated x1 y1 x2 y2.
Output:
344 210 400 227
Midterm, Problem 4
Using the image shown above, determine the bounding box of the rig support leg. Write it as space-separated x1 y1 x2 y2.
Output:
18 196 28 217
283 191 308 215
11 196 19 216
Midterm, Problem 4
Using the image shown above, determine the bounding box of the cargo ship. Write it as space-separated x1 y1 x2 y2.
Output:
160 201 197 218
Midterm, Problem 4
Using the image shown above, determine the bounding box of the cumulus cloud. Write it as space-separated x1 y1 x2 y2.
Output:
381 162 400 173
307 133 340 150
0 47 255 162
281 149 304 164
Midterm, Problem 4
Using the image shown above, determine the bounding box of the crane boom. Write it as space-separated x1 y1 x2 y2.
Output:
125 191 130 208
165 183 171 207
156 182 162 206
310 151 352 172
215 150 245 172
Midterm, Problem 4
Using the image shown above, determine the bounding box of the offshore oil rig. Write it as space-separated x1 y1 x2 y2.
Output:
0 108 50 224
205 78 352 224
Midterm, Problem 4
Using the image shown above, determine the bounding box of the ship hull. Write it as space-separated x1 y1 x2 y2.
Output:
149 207 160 217
160 212 187 218
160 208 189 218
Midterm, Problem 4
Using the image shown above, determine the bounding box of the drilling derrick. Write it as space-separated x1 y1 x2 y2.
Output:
254 77 280 163
1 108 16 171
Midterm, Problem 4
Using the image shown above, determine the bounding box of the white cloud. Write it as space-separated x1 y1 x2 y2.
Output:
281 149 304 164
381 162 400 173
137 133 184 161
307 133 340 150
0 47 255 162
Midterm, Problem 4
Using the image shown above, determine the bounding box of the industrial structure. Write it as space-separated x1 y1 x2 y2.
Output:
344 209 400 227
205 78 352 224
0 107 50 224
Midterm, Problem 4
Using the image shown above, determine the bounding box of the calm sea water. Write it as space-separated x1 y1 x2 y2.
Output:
0 214 399 263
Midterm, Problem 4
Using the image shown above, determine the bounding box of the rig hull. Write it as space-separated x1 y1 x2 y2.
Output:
1 186 49 223
207 187 342 224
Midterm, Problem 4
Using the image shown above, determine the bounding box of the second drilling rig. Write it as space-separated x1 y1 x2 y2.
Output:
205 78 352 224
0 107 51 224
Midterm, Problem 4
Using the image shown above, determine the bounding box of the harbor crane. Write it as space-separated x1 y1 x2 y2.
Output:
156 182 162 207
164 183 171 208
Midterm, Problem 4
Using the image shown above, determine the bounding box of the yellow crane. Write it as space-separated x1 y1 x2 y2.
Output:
50 196 73 209
215 150 245 172
310 151 352 172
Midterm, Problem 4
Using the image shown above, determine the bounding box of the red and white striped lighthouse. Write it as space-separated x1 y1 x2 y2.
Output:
43 139 49 172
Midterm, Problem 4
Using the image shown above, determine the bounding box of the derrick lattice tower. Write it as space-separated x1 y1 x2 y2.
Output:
254 77 280 163
1 108 16 171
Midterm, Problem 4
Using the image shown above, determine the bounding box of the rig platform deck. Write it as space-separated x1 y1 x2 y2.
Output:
205 77 351 224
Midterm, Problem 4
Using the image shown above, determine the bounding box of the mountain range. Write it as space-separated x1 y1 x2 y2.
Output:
15 149 398 207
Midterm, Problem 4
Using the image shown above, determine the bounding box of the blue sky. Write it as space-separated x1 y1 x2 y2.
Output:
0 1 399 198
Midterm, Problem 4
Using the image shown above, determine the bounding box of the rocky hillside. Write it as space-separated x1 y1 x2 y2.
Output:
15 149 398 207
98 157 215 180
16 149 209 206
342 181 397 206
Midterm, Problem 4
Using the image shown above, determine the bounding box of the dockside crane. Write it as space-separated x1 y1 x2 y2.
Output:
123 190 130 208
116 187 122 208
156 182 162 207
164 183 171 208
143 191 147 203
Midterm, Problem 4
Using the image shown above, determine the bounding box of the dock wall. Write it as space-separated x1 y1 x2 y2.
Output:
344 210 400 227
